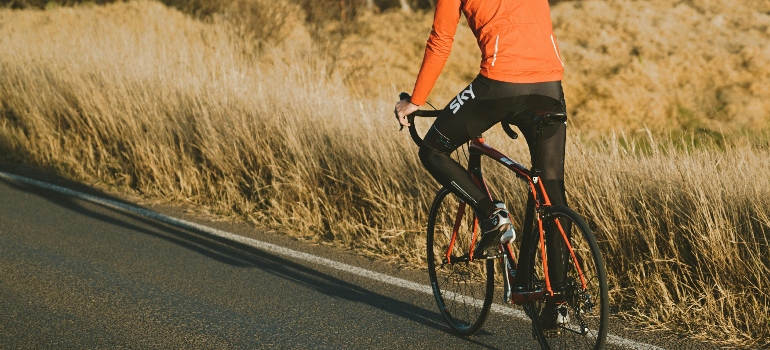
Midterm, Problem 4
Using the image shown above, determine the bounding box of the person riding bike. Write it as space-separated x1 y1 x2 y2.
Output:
394 0 571 336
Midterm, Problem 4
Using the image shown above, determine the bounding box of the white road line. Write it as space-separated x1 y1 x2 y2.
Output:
0 171 663 350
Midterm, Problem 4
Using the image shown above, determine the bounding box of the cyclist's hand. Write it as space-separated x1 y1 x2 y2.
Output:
394 98 419 127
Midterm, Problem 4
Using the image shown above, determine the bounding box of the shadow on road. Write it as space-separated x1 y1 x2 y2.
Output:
0 175 502 349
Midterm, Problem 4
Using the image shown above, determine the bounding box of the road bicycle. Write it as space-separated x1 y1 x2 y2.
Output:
400 93 609 349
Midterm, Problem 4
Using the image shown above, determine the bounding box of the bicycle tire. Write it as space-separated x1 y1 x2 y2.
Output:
426 187 495 336
528 206 609 350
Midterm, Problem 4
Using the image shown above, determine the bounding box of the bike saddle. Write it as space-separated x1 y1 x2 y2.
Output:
532 110 567 126
504 95 567 127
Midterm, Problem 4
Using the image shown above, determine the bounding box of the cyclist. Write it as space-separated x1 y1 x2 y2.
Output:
394 0 570 336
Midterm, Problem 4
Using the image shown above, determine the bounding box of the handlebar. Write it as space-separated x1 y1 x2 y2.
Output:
399 92 440 146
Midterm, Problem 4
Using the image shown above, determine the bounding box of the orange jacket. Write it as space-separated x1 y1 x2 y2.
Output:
411 0 564 106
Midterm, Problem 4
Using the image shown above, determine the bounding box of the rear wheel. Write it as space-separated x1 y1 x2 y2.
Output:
529 206 609 349
426 188 495 336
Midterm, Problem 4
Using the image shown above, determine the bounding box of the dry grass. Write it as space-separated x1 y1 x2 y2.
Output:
1 1 769 346
568 134 770 344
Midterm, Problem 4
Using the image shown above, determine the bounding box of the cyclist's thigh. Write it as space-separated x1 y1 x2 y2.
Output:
422 76 494 152
503 81 567 180
424 78 525 152
513 121 566 181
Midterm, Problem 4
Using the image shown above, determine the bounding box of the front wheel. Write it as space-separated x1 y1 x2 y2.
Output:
426 188 494 336
529 206 609 349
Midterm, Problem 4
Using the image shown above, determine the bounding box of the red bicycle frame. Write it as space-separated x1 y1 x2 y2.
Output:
443 136 588 302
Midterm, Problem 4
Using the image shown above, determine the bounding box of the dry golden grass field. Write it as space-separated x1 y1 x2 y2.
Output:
1 0 769 346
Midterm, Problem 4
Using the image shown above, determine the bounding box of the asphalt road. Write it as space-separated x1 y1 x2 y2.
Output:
0 168 721 349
